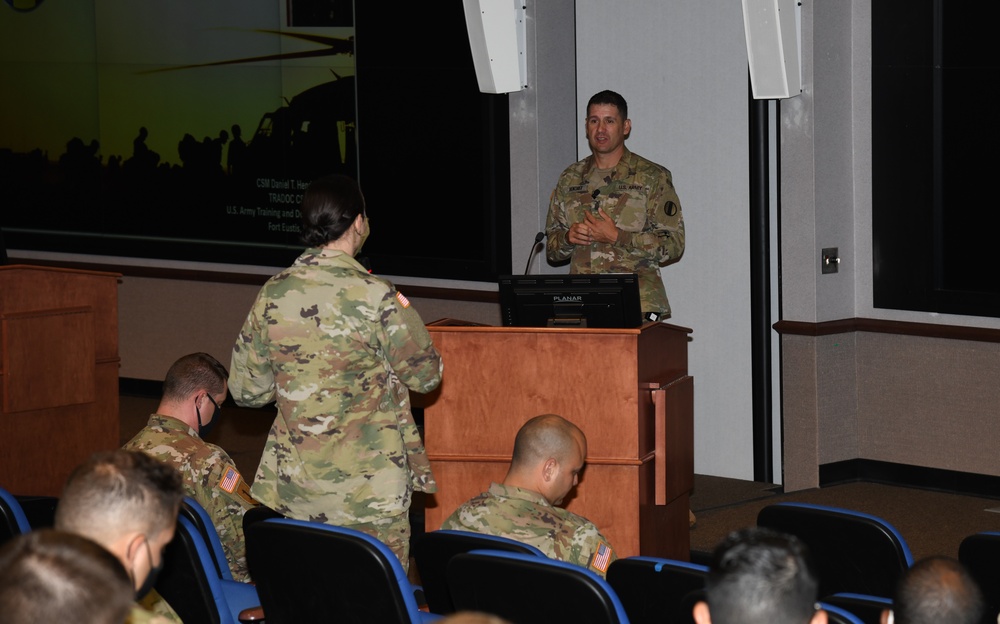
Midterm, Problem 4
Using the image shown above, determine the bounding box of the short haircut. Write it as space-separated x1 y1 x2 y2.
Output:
55 449 184 544
0 529 133 624
510 414 585 470
299 173 366 247
162 352 228 402
893 556 985 624
705 527 819 624
587 90 628 121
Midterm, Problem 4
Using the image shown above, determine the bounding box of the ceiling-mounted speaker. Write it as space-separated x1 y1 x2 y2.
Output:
462 0 527 94
742 0 801 99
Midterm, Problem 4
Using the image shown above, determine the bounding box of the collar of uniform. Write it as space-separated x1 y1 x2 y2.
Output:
488 482 554 509
149 413 198 437
582 146 636 181
296 247 368 273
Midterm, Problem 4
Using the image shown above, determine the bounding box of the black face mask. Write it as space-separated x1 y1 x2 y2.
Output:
196 394 221 439
134 537 163 600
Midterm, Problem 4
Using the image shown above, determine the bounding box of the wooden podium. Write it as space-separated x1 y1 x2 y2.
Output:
0 265 121 496
422 321 693 560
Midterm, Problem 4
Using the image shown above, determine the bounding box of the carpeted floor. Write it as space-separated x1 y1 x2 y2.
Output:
688 474 1000 562
121 393 1000 563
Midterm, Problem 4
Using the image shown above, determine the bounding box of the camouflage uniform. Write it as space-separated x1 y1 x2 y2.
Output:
228 248 443 569
441 482 618 578
123 414 258 582
131 590 182 623
546 147 685 317
128 604 176 624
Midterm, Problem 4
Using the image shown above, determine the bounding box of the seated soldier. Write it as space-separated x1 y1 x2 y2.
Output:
441 413 617 577
123 352 258 582
55 449 185 624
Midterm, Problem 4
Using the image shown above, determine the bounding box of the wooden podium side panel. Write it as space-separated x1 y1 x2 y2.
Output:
0 266 119 359
425 329 641 461
2 308 95 413
0 362 119 496
0 266 120 496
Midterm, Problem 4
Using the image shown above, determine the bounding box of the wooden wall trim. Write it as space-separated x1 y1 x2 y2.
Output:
9 256 499 304
773 318 1000 344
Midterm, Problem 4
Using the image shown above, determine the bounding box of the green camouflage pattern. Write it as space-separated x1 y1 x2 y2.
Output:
132 590 182 623
546 147 685 317
228 248 443 532
123 414 258 582
441 482 618 578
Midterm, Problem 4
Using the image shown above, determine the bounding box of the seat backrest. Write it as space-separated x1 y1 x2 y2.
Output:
0 487 31 546
820 601 868 624
958 531 1000 623
180 496 233 581
156 516 259 624
241 504 282 536
447 549 631 624
245 517 426 624
412 529 546 615
606 556 709 624
821 593 892 624
757 502 912 598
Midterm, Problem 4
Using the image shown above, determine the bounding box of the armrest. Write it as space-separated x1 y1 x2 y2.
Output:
238 605 266 622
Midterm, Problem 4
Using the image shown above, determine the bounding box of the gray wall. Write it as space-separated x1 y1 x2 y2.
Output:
572 1 755 480
779 0 1000 490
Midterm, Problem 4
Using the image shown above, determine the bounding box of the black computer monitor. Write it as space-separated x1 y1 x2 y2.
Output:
498 273 643 329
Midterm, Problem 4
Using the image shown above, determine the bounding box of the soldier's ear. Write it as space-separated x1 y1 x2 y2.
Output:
542 457 558 482
692 601 711 624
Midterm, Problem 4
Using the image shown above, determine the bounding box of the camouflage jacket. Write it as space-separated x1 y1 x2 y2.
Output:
131 590 182 624
546 147 685 316
228 248 443 525
128 605 176 624
123 414 258 582
440 482 618 578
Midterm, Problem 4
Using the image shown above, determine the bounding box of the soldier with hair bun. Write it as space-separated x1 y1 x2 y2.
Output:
229 173 443 571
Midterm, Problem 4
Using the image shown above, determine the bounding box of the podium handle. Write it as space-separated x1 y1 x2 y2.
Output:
641 382 668 505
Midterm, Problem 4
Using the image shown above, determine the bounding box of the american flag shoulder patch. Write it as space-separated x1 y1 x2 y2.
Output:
395 291 411 308
590 541 612 573
219 466 240 493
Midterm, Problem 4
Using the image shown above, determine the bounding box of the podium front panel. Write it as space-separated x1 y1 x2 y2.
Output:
423 323 693 559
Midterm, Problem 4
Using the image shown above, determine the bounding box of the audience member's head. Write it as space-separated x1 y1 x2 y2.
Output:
0 528 134 624
54 449 184 597
504 414 587 506
158 352 229 437
884 555 985 624
694 526 826 624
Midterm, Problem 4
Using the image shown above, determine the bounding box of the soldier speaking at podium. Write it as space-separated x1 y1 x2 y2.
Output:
545 90 685 319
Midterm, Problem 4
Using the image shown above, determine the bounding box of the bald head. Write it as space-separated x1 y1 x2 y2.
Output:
510 414 586 468
505 414 587 505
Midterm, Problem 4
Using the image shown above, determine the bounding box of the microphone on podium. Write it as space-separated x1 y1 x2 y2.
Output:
523 231 544 274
